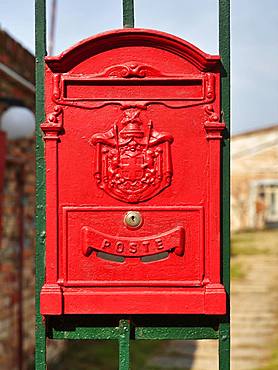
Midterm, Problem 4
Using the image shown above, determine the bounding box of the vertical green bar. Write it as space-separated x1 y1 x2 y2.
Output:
119 320 131 370
35 0 47 369
122 0 135 28
219 0 230 369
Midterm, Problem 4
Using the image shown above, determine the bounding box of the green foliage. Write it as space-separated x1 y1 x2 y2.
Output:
49 341 118 370
231 260 245 279
256 336 278 370
48 340 164 370
231 229 278 257
231 229 278 370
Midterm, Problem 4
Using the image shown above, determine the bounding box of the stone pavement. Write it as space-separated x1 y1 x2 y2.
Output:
147 232 278 370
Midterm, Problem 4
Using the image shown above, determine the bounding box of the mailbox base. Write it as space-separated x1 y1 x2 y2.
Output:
40 284 63 315
40 284 226 315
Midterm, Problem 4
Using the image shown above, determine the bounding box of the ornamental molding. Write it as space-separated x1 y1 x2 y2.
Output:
204 105 226 140
50 66 217 111
93 62 164 79
41 105 63 138
45 29 221 73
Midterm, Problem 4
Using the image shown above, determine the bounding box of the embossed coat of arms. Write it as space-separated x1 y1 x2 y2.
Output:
90 108 173 203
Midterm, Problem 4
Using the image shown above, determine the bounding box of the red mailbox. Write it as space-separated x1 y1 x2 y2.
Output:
40 29 226 315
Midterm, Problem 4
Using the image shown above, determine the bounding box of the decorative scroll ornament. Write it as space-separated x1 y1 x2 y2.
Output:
204 104 226 140
40 105 63 137
97 62 164 78
90 108 173 203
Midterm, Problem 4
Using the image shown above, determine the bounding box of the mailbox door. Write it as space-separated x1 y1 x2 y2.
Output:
40 29 226 315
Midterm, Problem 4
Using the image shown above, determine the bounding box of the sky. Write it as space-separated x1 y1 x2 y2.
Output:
1 0 278 134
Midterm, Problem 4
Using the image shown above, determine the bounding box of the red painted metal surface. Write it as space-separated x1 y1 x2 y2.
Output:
40 29 226 315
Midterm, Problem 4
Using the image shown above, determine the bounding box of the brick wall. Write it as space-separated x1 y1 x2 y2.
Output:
0 29 34 111
0 29 63 370
0 138 36 369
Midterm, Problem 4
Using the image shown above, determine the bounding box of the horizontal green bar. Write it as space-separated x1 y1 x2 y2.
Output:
51 327 120 340
135 327 219 340
47 315 221 340
50 326 218 341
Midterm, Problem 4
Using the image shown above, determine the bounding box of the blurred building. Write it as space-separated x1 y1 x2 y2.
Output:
0 28 35 370
0 29 62 370
0 29 34 111
231 125 278 231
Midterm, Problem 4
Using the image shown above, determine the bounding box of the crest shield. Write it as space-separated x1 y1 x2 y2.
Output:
91 108 173 203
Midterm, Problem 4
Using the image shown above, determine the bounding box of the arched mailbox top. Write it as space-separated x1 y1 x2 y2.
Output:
45 28 221 73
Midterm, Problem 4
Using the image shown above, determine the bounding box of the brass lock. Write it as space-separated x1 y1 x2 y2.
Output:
124 211 143 229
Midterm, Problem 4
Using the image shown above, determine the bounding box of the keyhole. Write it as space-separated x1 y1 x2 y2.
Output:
124 211 143 229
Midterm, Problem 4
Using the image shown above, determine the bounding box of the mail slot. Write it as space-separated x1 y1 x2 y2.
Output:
40 29 226 315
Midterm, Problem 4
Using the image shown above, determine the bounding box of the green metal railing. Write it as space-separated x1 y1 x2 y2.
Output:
35 1 230 368
35 0 46 368
123 0 135 28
